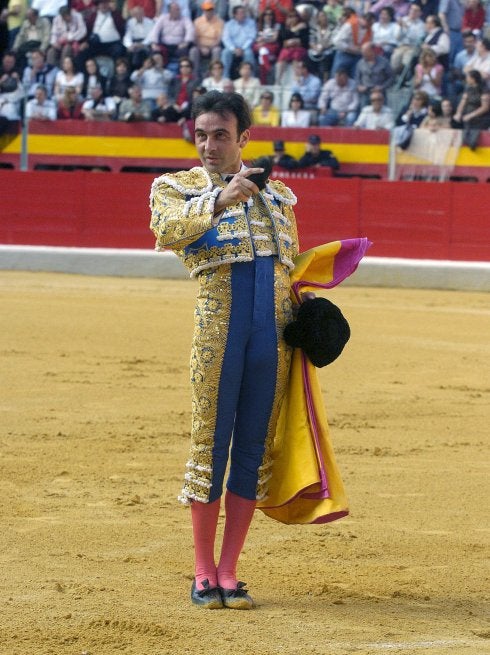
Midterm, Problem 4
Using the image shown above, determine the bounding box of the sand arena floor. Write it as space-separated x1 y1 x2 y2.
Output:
0 271 489 655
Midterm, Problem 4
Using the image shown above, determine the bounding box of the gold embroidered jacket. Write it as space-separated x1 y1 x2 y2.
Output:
149 166 299 277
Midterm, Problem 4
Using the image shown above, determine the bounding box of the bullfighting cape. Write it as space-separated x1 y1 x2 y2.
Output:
257 238 371 525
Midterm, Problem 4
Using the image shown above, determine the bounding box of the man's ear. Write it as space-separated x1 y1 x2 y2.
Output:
239 129 250 148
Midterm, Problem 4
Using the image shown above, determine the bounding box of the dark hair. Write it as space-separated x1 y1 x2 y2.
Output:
191 91 252 136
379 5 394 20
467 68 485 91
289 93 304 108
482 37 490 51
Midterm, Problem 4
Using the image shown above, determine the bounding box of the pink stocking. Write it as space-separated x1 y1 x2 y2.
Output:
190 497 221 590
217 490 256 590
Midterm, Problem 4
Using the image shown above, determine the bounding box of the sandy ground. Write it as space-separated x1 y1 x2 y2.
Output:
1 271 489 655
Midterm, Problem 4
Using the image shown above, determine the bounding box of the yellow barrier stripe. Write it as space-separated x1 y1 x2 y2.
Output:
1 133 489 167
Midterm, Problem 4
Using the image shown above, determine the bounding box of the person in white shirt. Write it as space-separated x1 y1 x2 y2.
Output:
130 52 173 107
281 92 311 127
48 5 87 65
390 3 426 74
26 83 57 119
354 90 394 129
318 67 359 126
232 61 260 108
123 5 154 70
81 83 116 119
464 36 490 88
31 0 66 19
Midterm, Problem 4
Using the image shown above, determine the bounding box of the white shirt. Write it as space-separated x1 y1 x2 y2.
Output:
94 11 121 43
354 105 394 129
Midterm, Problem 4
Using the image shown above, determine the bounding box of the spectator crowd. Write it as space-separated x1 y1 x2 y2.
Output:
1 0 490 148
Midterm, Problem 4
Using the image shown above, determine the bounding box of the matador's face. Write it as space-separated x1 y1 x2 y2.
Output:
194 111 250 175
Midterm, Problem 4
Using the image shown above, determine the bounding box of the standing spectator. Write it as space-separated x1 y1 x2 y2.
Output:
270 138 298 168
123 5 153 71
438 0 464 65
251 89 280 125
354 90 394 128
275 9 308 83
331 8 374 77
390 3 426 75
53 54 83 100
297 134 340 170
48 5 87 66
189 1 223 76
25 83 57 119
422 15 450 68
307 10 336 82
13 7 51 68
57 84 84 117
81 56 108 96
118 81 152 120
0 0 27 51
21 48 57 99
464 37 490 88
80 0 126 65
220 5 257 80
253 9 280 84
201 58 230 91
130 52 173 107
148 2 194 68
280 92 311 127
81 81 116 119
233 60 260 108
453 68 490 147
462 0 485 36
355 41 393 108
413 46 444 98
289 60 322 111
318 67 359 126
372 7 399 59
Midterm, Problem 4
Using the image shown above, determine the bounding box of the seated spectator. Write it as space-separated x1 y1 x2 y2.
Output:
413 47 444 98
413 0 439 21
257 0 292 26
372 7 399 59
158 0 192 19
307 10 336 82
251 89 280 125
130 52 173 108
331 8 374 78
297 133 339 170
148 2 195 69
82 82 116 119
189 1 224 76
0 51 21 94
281 92 311 127
421 15 450 69
390 3 425 75
201 58 231 91
220 5 257 80
453 68 490 148
318 67 359 126
123 5 154 71
393 89 429 147
48 5 87 66
275 9 308 83
152 90 183 122
233 61 260 108
81 56 108 97
0 68 24 134
0 0 28 52
107 56 132 101
21 48 58 99
464 37 490 89
31 0 67 20
118 82 152 120
79 0 126 66
253 9 281 84
462 0 485 37
25 83 57 119
54 54 84 101
449 31 478 101
57 84 84 117
71 0 97 23
270 138 299 169
354 90 394 129
289 60 322 112
355 41 393 108
12 7 51 69
123 0 158 20
420 97 454 129
369 0 410 20
170 56 198 117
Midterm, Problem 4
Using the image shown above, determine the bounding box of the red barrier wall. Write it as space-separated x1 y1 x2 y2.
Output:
1 171 489 261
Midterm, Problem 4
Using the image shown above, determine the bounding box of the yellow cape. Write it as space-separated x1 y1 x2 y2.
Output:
257 238 370 524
